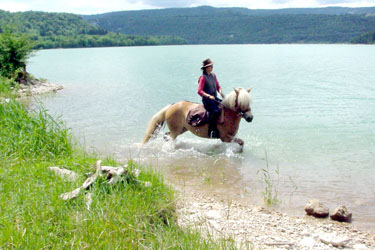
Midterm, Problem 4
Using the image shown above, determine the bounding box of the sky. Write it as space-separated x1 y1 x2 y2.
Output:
0 0 374 15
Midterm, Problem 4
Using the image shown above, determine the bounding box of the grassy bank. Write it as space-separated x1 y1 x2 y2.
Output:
0 96 235 249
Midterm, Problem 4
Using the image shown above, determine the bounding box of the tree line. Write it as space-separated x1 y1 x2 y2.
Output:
1 7 374 50
32 34 185 49
0 10 186 50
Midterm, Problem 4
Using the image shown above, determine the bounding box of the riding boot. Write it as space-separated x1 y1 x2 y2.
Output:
208 119 220 138
203 98 221 139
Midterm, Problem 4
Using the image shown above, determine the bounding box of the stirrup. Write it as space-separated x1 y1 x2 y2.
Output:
209 131 219 138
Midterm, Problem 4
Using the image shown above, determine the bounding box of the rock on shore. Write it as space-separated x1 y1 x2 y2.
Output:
331 205 353 223
176 191 375 249
17 78 63 96
305 199 330 218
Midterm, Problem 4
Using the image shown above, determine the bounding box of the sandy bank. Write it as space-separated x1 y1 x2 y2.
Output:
176 190 375 249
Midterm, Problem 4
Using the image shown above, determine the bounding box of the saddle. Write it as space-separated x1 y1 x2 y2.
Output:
186 104 224 127
186 104 209 127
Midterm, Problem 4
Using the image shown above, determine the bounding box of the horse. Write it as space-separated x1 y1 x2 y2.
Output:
141 88 253 146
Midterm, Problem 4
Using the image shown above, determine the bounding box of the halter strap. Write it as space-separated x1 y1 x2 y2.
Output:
235 92 239 109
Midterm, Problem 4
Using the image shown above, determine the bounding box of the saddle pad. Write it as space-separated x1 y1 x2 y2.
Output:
186 104 209 127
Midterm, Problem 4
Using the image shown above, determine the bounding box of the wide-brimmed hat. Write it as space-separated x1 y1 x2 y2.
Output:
201 58 214 70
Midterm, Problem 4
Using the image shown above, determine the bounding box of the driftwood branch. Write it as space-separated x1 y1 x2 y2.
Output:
60 187 82 200
48 166 79 181
51 160 136 206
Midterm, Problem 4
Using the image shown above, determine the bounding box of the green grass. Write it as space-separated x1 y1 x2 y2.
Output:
0 99 73 160
0 77 17 98
0 98 237 249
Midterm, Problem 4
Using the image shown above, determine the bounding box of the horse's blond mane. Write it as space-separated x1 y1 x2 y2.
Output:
222 88 252 110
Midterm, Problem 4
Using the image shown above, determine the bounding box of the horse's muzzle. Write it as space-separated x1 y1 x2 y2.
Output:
245 115 253 122
242 113 253 122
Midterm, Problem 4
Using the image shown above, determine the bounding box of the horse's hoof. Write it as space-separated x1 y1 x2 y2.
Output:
233 138 244 146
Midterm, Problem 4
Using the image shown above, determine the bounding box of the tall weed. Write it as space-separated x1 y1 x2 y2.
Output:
257 151 280 206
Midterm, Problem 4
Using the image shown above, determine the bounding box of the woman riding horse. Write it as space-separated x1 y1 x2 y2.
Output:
141 87 253 146
197 59 225 138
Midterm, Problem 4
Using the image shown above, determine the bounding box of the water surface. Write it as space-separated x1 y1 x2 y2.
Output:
29 45 375 230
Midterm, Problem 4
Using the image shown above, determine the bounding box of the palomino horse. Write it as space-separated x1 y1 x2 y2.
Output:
142 88 253 146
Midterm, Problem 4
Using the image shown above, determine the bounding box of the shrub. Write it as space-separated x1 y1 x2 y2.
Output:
0 26 34 78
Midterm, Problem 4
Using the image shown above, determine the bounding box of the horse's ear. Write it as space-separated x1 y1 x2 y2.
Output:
233 88 240 95
247 88 252 93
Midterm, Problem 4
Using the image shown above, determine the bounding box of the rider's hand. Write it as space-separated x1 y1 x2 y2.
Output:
220 93 225 98
208 95 215 100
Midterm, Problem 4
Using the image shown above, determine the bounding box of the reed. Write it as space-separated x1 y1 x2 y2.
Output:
257 151 280 206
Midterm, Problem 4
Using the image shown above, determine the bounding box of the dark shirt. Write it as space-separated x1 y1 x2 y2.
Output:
197 73 221 98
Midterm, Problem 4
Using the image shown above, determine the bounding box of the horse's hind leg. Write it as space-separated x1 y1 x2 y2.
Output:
167 125 187 140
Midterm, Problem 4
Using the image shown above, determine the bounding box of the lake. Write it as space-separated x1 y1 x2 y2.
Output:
28 44 375 230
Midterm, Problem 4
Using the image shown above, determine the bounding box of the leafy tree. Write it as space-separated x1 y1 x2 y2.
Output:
0 26 34 79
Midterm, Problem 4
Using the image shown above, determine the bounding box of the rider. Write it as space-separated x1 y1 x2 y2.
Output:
197 58 225 138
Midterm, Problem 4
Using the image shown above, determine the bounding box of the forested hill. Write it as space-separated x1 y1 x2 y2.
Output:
0 10 107 36
0 10 186 48
83 6 375 44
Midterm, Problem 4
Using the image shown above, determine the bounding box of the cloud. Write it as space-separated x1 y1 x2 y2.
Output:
0 0 155 14
202 0 375 9
0 1 29 12
0 0 374 14
316 0 375 7
135 0 375 10
126 0 200 8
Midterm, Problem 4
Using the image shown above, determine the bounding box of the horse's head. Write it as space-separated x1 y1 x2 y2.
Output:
222 88 253 122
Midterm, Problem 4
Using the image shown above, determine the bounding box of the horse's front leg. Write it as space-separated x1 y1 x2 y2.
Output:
221 136 244 152
221 134 244 146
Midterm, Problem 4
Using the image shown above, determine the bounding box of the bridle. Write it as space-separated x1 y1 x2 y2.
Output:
212 95 251 119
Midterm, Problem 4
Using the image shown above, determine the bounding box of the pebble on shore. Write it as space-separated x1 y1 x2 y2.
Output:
176 191 375 249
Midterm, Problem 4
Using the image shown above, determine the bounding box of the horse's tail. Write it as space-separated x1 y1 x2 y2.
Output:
142 104 171 144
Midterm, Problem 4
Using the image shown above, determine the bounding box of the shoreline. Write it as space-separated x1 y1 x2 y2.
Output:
175 188 375 249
